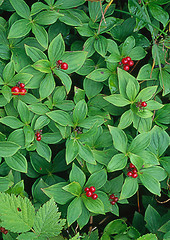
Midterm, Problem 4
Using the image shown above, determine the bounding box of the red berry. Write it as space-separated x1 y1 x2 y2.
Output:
61 62 68 70
11 86 20 95
19 88 27 95
127 171 133 177
36 136 41 141
110 194 115 199
86 191 92 197
91 194 98 200
130 163 135 169
84 187 90 192
57 60 62 65
129 60 134 67
132 173 138 178
141 101 147 107
126 56 131 62
111 201 115 205
3 230 8 235
89 186 96 193
123 65 130 71
133 169 137 174
114 197 119 202
119 62 122 65
122 58 128 64
36 132 41 137
0 227 5 232
19 83 25 88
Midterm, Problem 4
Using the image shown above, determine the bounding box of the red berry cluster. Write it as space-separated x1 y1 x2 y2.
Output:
84 186 98 200
0 227 8 235
35 130 42 141
127 163 138 178
56 60 68 70
136 100 147 110
109 194 119 205
119 56 134 71
11 82 27 95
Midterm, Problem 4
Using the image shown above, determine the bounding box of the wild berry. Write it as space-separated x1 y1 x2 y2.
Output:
110 194 115 199
57 60 62 65
123 65 130 71
119 62 122 65
126 56 131 62
130 163 135 169
132 169 137 174
36 136 41 141
89 186 96 193
86 191 92 197
127 171 133 177
19 83 25 88
129 60 134 67
114 197 119 202
11 86 20 95
111 201 115 205
36 132 41 137
84 187 90 192
122 58 128 65
132 173 138 178
61 62 68 70
3 230 8 235
91 194 98 200
20 88 27 95
141 101 147 107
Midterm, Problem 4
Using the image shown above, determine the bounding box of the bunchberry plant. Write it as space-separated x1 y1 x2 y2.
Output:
0 0 169 239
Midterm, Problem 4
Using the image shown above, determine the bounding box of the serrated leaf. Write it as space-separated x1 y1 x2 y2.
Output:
0 193 35 233
33 198 65 238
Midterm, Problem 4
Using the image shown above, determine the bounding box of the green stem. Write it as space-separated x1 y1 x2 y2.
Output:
114 9 167 37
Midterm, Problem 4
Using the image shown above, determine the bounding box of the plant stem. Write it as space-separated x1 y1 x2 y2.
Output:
137 190 140 213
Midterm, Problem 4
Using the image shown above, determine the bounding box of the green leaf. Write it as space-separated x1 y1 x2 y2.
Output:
108 126 128 153
33 198 65 238
1 85 12 103
17 100 31 124
107 154 128 172
139 172 161 196
34 10 62 25
46 110 74 127
85 169 107 190
82 194 104 214
60 51 87 74
30 152 52 175
5 152 27 173
9 0 30 19
141 166 167 182
54 69 72 94
138 150 159 167
63 182 82 196
32 60 51 73
55 0 85 9
0 193 35 233
128 132 151 154
3 61 15 84
104 94 131 107
144 205 161 233
0 175 14 192
87 68 111 82
122 36 135 56
0 141 21 157
36 141 52 162
66 139 79 164
48 33 65 66
136 86 158 101
59 10 82 26
39 73 55 100
129 153 144 170
78 142 96 165
42 182 75 205
118 110 133 129
126 81 138 101
137 233 158 240
73 99 87 125
94 35 108 57
8 19 31 38
129 46 146 60
0 116 24 129
103 219 127 235
23 125 35 147
29 103 49 115
67 197 82 226
25 45 47 62
120 177 138 200
146 100 163 111
34 115 50 130
69 163 86 188
32 24 48 49
149 3 169 27
77 202 90 230
76 23 94 37
83 78 103 99
148 126 169 157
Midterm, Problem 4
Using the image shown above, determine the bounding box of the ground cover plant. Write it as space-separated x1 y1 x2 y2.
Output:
0 0 169 239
